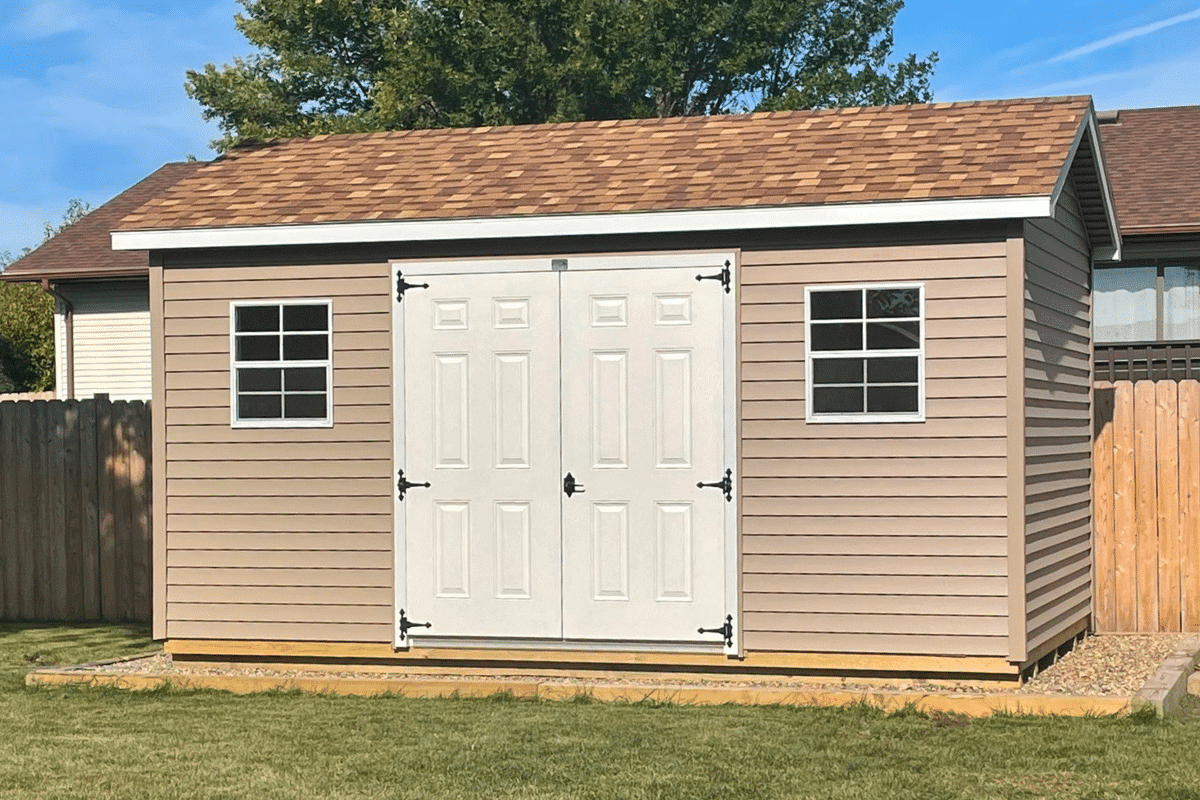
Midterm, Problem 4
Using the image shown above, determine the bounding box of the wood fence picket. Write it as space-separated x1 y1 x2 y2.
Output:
1094 379 1200 631
0 395 151 622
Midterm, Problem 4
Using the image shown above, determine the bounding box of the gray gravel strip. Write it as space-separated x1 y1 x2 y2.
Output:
67 633 1192 698
1018 634 1191 696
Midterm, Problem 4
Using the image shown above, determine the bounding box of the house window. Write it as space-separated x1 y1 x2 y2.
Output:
1095 262 1200 343
230 300 332 427
805 284 924 422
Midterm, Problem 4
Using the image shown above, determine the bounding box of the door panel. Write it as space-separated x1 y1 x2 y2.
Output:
560 267 726 642
404 271 562 638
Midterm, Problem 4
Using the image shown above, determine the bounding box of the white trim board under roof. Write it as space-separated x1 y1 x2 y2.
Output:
114 195 1057 252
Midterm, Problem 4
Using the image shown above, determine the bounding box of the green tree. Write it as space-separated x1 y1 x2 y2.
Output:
187 0 936 151
0 199 92 393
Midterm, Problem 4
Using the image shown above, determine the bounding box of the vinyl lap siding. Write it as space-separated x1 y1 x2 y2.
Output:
1023 182 1092 657
62 282 152 400
740 243 1010 657
162 263 393 642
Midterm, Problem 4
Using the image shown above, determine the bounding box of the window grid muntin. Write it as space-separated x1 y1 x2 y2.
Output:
230 299 333 428
806 283 924 423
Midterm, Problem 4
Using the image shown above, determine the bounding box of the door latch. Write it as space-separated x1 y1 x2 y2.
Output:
698 614 734 648
697 468 733 502
694 260 731 293
397 469 431 501
563 472 585 497
398 609 431 641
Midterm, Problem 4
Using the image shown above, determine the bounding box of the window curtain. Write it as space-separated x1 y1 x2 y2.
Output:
1094 267 1156 343
1164 266 1200 341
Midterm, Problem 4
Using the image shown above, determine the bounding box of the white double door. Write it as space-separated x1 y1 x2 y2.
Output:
401 263 729 645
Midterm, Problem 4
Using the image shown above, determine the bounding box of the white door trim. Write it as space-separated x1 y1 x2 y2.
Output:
391 250 740 653
389 251 734 276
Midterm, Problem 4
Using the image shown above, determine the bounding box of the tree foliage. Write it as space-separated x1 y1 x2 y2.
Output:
0 199 92 393
187 0 937 150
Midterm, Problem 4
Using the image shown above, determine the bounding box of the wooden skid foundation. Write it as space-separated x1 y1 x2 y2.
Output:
26 668 1129 717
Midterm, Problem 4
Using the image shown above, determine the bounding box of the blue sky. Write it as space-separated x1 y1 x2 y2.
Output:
3 0 1200 258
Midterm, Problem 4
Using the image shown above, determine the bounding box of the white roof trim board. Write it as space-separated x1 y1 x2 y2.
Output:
112 195 1053 251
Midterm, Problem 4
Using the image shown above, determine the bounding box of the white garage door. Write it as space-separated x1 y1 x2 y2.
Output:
396 256 735 649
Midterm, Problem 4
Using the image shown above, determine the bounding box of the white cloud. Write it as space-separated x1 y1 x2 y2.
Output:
8 0 91 38
1047 6 1200 64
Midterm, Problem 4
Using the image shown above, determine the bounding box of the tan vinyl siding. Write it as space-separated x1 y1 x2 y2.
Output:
739 242 1011 657
162 262 393 642
1022 181 1093 657
60 282 152 400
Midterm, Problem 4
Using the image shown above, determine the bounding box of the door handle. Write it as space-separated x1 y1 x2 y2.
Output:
563 472 585 497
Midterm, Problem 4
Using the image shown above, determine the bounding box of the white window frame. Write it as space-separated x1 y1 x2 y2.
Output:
804 282 925 424
229 298 334 429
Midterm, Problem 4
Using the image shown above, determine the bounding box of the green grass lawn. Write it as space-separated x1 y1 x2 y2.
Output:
1 625 1199 800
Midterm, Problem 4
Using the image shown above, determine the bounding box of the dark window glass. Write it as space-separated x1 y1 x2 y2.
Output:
236 305 279 333
238 394 282 419
866 321 920 350
285 394 328 419
867 385 919 413
239 368 281 392
285 367 327 392
283 334 329 361
866 357 918 384
812 358 864 385
810 290 862 320
810 322 862 351
283 304 329 332
813 386 864 414
237 335 280 362
867 288 920 319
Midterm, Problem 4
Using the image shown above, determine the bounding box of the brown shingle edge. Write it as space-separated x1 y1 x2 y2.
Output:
0 162 204 283
115 96 1093 234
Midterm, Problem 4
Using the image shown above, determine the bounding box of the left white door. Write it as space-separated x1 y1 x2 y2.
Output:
402 271 563 638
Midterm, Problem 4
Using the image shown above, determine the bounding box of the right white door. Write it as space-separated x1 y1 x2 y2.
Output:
560 266 728 642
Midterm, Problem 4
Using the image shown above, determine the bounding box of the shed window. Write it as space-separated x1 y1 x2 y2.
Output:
805 284 924 422
231 300 332 427
1095 262 1200 343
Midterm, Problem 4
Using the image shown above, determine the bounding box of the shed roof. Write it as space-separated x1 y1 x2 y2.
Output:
1098 105 1200 236
1 162 202 283
120 97 1091 229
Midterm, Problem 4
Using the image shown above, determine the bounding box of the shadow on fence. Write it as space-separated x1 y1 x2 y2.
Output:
0 395 151 622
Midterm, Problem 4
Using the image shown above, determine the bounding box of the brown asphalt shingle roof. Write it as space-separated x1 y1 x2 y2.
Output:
118 97 1093 232
1 162 203 282
1099 105 1200 236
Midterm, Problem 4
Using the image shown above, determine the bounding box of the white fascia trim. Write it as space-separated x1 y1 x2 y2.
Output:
111 195 1052 251
1050 110 1123 261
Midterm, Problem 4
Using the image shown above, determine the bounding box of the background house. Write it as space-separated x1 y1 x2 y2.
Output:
1096 106 1200 373
0 162 201 400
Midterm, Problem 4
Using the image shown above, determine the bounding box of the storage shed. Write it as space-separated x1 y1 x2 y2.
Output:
113 96 1120 680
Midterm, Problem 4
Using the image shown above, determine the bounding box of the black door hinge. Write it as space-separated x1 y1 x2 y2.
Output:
398 609 431 642
697 468 733 502
396 270 430 301
698 614 734 648
695 260 731 293
397 469 430 501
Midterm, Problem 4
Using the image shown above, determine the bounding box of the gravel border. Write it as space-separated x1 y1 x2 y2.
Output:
54 633 1192 698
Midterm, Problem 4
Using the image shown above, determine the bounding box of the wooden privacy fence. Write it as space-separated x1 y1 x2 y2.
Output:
0 396 151 622
1093 380 1200 632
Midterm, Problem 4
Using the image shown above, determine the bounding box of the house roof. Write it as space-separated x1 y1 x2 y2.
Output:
1 162 202 283
117 97 1095 231
1098 105 1200 237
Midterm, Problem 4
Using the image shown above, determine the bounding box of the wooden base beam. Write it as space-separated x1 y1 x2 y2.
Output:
165 639 1021 679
